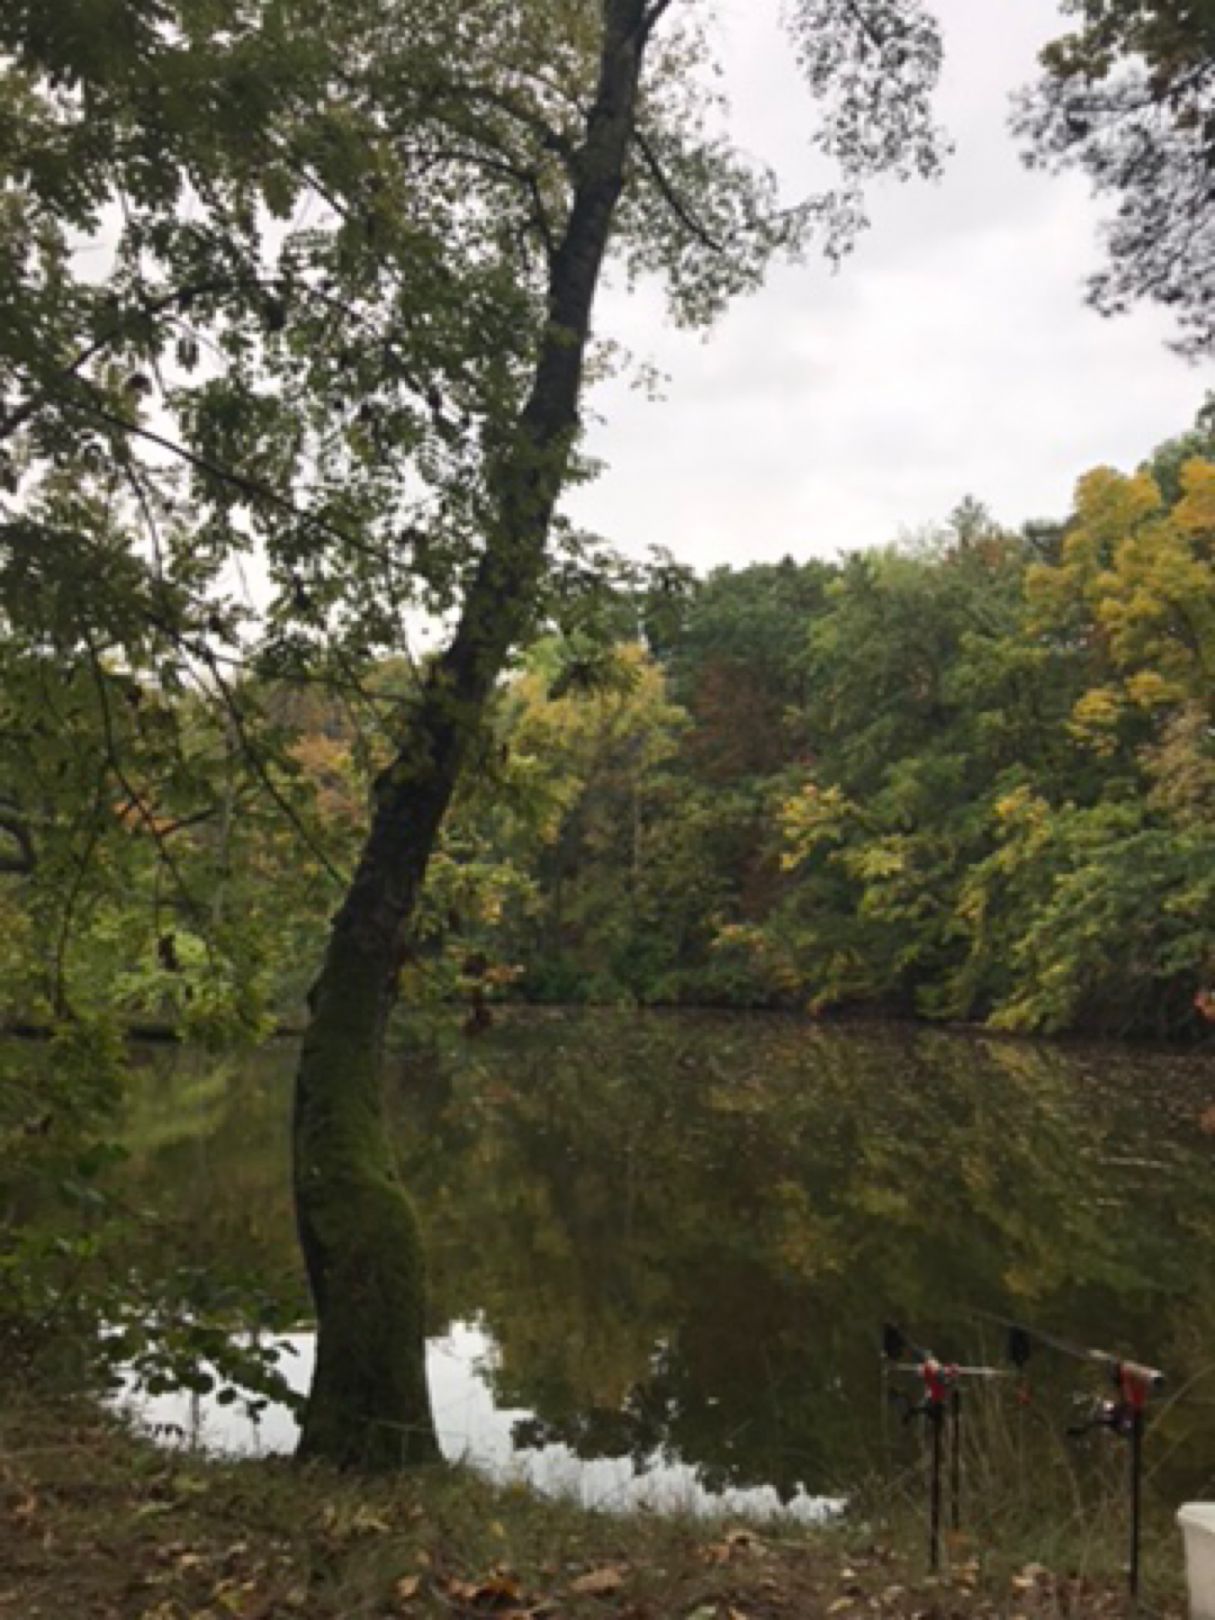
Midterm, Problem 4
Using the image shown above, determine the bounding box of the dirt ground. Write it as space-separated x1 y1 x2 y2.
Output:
0 1396 1184 1620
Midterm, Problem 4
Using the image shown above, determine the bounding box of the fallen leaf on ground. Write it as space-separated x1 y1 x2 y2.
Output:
397 1574 422 1601
570 1567 626 1597
476 1574 525 1607
1018 1563 1049 1583
446 1573 526 1609
702 1530 763 1567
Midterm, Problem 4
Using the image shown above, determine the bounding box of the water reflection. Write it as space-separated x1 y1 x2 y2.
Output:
113 1012 1215 1508
126 1321 840 1521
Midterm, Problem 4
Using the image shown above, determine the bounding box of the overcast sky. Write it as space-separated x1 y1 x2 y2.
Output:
570 0 1209 573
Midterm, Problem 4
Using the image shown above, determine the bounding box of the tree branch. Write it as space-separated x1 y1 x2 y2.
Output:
436 79 577 165
0 805 36 873
198 650 349 891
0 279 246 444
61 393 409 573
51 769 108 1018
641 0 680 40
633 127 725 252
840 0 887 55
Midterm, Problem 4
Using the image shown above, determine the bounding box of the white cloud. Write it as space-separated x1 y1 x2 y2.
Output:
569 0 1208 571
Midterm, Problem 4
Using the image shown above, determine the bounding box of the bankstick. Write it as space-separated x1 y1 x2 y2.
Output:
882 1323 1013 1571
976 1310 1164 1602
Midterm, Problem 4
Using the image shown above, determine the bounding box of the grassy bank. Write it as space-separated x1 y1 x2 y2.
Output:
0 1393 1186 1620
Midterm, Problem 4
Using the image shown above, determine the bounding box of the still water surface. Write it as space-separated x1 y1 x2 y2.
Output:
115 1011 1215 1516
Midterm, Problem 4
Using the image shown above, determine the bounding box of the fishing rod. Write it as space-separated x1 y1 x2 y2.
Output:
974 1310 1165 1402
882 1323 1014 1571
974 1309 1165 1601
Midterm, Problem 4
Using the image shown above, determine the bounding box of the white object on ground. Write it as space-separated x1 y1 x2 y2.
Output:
1178 1504 1215 1620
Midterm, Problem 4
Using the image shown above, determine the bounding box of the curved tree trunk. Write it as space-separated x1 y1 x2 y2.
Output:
293 0 654 1471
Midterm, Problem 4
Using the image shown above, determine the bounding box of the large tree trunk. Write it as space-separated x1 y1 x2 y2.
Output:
293 0 653 1470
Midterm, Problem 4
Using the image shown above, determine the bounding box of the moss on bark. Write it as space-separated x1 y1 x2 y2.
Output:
293 938 440 1470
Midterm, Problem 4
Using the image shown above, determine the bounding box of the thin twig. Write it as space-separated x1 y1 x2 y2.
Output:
199 651 349 890
62 393 410 573
81 630 209 936
0 278 244 443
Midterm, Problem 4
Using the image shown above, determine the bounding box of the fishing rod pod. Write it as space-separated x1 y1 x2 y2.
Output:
880 1322 1007 1572
884 1315 1167 1597
974 1309 1166 1601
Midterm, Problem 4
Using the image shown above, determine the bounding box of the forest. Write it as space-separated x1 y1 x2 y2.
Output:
3 9 1215 1607
5 413 1214 1044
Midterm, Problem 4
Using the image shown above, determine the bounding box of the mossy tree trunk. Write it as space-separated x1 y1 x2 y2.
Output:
293 0 655 1471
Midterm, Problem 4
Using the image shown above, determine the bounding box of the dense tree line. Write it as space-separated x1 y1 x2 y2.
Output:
446 424 1215 1040
5 420 1211 1043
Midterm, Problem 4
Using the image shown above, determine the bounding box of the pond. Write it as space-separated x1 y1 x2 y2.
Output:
112 1010 1215 1520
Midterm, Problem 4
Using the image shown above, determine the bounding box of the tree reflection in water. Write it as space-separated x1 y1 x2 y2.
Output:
116 1011 1215 1505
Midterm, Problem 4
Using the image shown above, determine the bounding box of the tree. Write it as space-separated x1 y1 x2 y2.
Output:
290 0 953 1469
757 532 1051 1013
2 0 948 1468
1015 0 1215 355
469 641 693 1003
992 452 1215 1034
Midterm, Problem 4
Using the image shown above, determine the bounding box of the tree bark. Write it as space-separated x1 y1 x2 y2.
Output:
293 0 653 1471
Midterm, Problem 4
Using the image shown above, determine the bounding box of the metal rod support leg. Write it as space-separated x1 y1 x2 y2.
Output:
930 1402 943 1572
1129 1409 1143 1602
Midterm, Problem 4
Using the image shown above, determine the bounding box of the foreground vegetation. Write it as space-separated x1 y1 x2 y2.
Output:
0 1389 1187 1620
